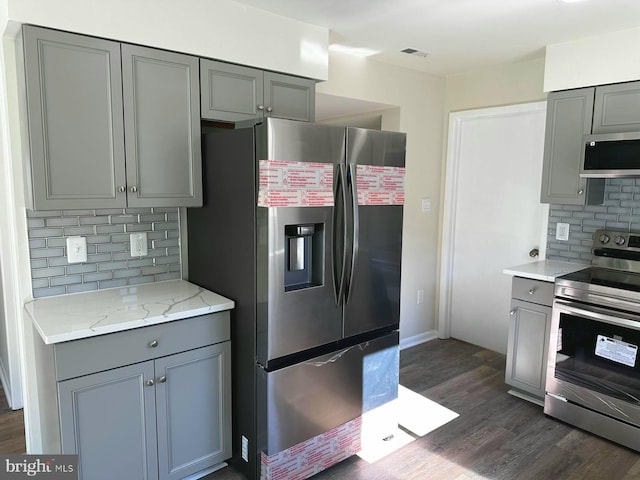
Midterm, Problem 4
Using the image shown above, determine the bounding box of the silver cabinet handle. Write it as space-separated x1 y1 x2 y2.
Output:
148 340 158 348
578 189 584 195
510 309 517 316
146 379 154 387
266 106 273 113
158 376 166 383
528 288 536 295
257 105 264 111
130 185 138 193
118 186 126 193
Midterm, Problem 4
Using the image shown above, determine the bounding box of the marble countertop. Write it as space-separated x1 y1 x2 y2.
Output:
503 260 588 282
25 280 234 344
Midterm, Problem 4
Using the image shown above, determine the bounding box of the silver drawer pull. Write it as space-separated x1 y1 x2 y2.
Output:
510 309 517 316
148 340 158 348
528 288 536 295
146 379 154 387
158 376 167 383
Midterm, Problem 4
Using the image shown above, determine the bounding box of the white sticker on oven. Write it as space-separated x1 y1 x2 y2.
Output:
595 335 638 367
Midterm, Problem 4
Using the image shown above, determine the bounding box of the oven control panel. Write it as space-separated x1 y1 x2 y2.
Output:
594 229 640 251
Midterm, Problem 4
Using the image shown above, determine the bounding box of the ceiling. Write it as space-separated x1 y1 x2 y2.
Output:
233 0 640 76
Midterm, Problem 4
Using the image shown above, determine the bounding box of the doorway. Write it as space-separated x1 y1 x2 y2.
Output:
439 102 548 354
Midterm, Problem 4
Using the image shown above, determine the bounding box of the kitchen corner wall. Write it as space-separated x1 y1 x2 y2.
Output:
546 178 640 264
26 207 181 298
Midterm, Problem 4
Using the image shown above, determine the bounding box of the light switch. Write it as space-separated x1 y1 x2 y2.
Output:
66 236 87 263
130 232 148 257
556 223 570 241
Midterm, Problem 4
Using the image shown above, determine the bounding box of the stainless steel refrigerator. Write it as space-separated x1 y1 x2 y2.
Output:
187 118 405 479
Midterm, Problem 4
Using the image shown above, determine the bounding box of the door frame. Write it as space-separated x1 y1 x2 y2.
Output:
438 102 549 339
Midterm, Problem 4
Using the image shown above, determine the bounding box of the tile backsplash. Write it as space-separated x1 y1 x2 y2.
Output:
27 207 182 298
546 178 640 264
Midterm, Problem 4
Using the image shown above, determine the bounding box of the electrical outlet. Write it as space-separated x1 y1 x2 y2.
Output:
421 198 431 213
66 236 87 263
241 435 249 462
130 232 148 257
556 223 570 241
417 288 425 304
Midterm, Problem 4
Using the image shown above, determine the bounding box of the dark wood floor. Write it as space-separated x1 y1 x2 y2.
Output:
0 382 26 454
1 340 639 478
205 339 640 480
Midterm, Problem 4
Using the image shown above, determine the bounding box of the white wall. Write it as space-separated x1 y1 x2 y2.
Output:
317 53 446 348
5 0 328 81
544 26 640 92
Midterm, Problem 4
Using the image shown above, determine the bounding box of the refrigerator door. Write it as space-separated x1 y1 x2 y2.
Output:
257 331 399 455
344 128 406 338
257 119 346 365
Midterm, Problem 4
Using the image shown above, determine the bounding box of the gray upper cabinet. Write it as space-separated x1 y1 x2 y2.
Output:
200 59 315 123
540 87 604 205
593 81 640 134
200 59 263 123
264 71 315 122
23 26 202 210
122 45 202 207
23 25 127 209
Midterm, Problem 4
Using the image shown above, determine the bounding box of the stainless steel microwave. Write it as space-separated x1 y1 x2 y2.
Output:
580 131 640 177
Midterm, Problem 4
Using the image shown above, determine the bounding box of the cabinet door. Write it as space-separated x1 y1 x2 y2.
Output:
540 88 604 205
23 25 127 209
58 361 158 480
200 59 264 122
122 44 202 207
593 81 640 133
505 299 551 399
264 72 315 122
155 342 231 480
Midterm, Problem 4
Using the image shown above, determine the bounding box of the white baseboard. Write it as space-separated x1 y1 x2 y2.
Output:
399 330 438 351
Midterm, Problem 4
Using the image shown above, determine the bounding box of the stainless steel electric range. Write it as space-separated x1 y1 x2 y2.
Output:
546 229 640 451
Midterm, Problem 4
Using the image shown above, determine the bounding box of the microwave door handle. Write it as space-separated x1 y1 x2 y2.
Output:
332 164 348 305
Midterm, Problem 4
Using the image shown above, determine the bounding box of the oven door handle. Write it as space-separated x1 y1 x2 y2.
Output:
554 298 640 331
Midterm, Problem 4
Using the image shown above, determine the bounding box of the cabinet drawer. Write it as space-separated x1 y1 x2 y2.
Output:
54 311 230 381
511 277 553 306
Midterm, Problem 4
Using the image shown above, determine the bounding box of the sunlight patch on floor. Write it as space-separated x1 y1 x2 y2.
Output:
357 384 459 464
397 384 459 437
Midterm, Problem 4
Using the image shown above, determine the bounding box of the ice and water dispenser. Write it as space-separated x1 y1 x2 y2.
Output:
284 224 323 292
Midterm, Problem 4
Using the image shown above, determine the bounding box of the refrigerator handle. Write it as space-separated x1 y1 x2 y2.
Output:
332 163 348 305
345 163 359 304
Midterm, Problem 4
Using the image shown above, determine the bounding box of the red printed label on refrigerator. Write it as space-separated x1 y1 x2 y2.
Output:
356 165 406 205
258 160 406 207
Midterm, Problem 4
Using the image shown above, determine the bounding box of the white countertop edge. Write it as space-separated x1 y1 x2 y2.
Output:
503 260 588 282
25 279 235 345
34 302 234 345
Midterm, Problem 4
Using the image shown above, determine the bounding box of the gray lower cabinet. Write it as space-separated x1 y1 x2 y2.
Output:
200 58 315 123
22 25 202 210
593 81 640 133
37 313 231 480
58 362 159 480
505 277 553 403
540 88 604 206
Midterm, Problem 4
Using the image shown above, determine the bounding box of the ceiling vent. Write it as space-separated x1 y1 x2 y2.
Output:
401 48 429 58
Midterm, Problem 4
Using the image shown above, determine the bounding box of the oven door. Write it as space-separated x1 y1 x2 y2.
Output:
547 299 640 427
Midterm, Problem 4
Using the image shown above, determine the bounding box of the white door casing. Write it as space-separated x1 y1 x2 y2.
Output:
439 102 548 354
